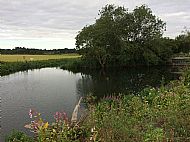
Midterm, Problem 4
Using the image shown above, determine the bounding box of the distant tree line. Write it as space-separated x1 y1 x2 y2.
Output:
76 4 190 68
0 47 77 55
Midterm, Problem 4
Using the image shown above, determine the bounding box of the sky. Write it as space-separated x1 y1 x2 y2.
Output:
0 0 190 49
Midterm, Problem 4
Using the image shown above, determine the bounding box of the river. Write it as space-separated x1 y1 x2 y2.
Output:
0 67 179 141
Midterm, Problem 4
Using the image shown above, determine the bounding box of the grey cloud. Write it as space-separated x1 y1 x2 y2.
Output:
136 0 190 37
0 0 189 40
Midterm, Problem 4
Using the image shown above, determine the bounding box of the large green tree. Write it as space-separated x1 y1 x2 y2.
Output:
76 4 167 68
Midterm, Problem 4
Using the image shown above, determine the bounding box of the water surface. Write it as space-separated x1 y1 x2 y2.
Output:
0 67 179 141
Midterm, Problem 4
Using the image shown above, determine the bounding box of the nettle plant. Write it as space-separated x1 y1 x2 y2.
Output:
25 98 89 142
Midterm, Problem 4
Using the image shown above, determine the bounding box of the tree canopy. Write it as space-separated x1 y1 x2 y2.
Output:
175 30 190 53
76 4 172 68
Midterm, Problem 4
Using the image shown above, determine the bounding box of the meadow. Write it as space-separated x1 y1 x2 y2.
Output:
0 54 80 62
0 53 83 76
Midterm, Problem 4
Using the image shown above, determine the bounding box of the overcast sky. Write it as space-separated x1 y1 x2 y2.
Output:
0 0 190 49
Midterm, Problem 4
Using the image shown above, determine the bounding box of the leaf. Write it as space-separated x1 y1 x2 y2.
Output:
43 122 49 129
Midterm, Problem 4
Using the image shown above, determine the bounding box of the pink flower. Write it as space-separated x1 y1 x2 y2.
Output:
54 111 68 123
29 109 33 118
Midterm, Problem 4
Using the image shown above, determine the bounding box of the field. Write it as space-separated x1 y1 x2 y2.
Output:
0 54 81 62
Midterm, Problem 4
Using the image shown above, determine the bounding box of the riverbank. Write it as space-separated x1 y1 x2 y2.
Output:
0 58 80 76
1 54 187 77
0 54 80 62
5 70 190 142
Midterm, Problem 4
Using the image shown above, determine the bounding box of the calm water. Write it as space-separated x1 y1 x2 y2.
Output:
0 67 179 141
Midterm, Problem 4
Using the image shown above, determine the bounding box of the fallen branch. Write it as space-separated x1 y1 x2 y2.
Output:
71 97 83 125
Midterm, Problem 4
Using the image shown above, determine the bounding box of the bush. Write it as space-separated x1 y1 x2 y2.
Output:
84 78 190 141
5 130 34 142
1 58 79 76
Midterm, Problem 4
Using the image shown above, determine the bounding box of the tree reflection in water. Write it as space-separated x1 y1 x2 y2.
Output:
76 67 180 98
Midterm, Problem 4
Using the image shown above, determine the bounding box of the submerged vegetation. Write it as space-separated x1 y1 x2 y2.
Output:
6 70 190 142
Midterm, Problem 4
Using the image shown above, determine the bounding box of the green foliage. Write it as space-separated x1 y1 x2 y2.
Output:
0 58 79 76
175 30 190 53
5 130 34 142
76 4 169 68
84 73 190 141
24 109 89 142
144 126 164 142
183 68 190 88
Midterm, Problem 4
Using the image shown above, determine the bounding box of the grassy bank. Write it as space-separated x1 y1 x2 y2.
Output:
6 70 190 142
0 58 80 76
0 53 81 76
0 54 80 62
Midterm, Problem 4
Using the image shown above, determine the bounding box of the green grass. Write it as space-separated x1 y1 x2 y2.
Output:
0 54 82 76
0 54 81 62
0 58 81 76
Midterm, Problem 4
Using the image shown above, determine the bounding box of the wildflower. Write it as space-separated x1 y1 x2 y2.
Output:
43 122 49 129
54 112 62 122
31 120 39 130
29 109 33 118
62 112 68 123
54 111 68 123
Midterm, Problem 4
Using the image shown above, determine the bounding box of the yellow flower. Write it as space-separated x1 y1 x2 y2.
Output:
43 122 49 129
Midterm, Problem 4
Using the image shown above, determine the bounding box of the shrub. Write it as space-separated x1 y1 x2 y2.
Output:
84 79 190 141
5 130 34 142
